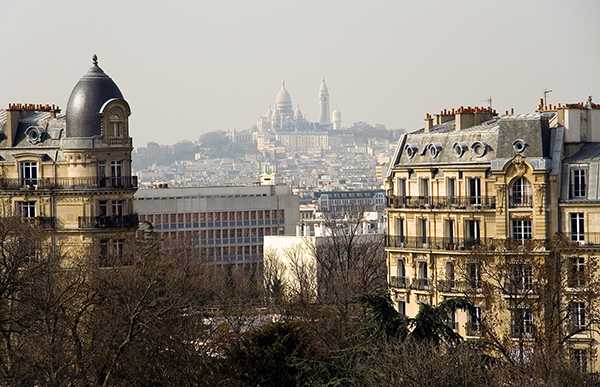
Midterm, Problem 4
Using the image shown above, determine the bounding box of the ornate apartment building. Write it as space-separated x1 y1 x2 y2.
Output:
386 99 600 371
0 55 138 264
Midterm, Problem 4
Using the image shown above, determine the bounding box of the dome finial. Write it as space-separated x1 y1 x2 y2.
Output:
92 54 98 66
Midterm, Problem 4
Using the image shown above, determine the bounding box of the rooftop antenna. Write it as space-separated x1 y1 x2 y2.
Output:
480 97 492 109
543 89 553 107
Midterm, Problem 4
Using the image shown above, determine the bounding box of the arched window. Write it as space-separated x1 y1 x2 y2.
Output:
510 178 532 207
109 108 123 138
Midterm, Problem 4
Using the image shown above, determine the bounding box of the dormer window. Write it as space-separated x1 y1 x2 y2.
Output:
570 169 587 198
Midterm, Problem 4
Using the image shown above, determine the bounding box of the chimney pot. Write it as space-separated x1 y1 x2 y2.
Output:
511 108 514 114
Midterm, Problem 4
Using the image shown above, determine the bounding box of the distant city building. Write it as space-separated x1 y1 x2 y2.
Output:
256 80 343 152
313 189 386 212
134 184 299 268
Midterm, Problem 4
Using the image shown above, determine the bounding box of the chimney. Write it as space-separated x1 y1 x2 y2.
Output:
6 104 21 147
455 106 475 130
454 106 496 130
434 108 454 124
424 113 433 132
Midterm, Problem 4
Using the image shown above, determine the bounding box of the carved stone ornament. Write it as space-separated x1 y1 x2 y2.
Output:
536 184 546 212
512 154 527 177
496 184 506 213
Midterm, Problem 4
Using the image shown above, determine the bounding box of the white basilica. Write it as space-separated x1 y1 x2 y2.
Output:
257 79 342 133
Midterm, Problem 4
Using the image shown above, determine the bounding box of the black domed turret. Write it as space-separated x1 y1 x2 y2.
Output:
65 55 124 138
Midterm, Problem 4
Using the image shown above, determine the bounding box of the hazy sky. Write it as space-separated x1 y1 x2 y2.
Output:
1 0 599 146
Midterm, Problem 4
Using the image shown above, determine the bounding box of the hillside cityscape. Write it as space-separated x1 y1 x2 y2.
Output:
0 1 598 385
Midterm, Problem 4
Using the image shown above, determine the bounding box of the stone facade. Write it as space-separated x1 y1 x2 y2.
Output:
386 100 600 371
0 56 138 264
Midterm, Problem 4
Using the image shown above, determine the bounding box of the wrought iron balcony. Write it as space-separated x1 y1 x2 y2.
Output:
389 276 408 289
78 214 139 229
387 236 490 250
411 277 429 290
388 195 495 210
387 236 547 251
567 232 600 246
508 194 533 208
21 216 55 229
438 279 483 293
0 176 138 191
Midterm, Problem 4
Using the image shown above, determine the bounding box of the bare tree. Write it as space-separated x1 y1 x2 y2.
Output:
456 236 600 369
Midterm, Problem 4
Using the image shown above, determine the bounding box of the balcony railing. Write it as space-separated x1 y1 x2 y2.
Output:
387 236 547 251
21 216 55 229
389 276 408 289
78 214 139 229
567 232 600 246
411 278 429 290
508 195 533 208
0 176 137 191
387 236 490 250
438 279 483 293
388 196 495 210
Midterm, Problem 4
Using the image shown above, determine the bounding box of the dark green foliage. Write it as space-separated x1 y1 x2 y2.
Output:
219 322 321 387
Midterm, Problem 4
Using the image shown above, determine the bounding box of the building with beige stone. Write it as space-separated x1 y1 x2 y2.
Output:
0 55 138 265
386 98 600 371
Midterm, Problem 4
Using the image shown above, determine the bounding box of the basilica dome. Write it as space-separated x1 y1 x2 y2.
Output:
275 80 292 105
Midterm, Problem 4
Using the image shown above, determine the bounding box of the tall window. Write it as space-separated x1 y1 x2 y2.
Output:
397 259 406 279
419 178 429 197
444 261 455 291
99 239 109 267
467 262 482 289
395 259 406 288
510 178 532 207
415 261 428 289
110 122 121 137
465 219 480 247
570 302 586 332
512 307 534 336
395 218 404 244
512 220 532 241
468 178 481 205
569 257 585 287
444 219 454 248
511 264 533 292
99 200 108 216
397 300 406 316
398 178 406 197
570 213 585 243
446 177 456 205
468 306 482 335
111 161 123 187
17 201 36 218
114 239 124 259
573 349 588 373
417 218 427 245
112 200 124 216
20 161 38 187
98 161 107 188
570 169 587 198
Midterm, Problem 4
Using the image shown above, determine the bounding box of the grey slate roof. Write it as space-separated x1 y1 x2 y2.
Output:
65 56 123 138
